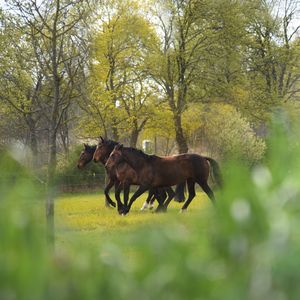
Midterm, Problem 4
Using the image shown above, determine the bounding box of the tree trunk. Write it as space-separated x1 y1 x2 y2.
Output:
174 112 188 153
111 122 119 141
130 127 139 148
46 128 56 247
45 5 60 247
29 130 38 169
60 111 69 157
25 115 39 169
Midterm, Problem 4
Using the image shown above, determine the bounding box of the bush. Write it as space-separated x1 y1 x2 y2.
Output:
55 145 106 191
200 104 266 164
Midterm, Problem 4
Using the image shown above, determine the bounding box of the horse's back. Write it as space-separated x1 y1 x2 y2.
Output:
157 153 203 161
151 153 209 186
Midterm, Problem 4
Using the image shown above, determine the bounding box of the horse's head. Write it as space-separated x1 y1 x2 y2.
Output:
93 136 115 163
105 144 124 171
77 144 96 169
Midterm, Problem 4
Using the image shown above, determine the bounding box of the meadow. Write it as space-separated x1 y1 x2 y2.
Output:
55 191 210 250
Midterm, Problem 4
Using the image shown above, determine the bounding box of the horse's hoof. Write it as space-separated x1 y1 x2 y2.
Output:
117 207 124 215
154 207 167 213
118 206 129 215
180 209 187 213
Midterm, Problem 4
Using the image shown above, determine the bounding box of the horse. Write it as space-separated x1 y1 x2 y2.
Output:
77 141 130 212
105 144 222 214
93 137 183 214
77 143 116 208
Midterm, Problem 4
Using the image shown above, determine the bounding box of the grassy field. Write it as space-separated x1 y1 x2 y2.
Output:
55 190 212 250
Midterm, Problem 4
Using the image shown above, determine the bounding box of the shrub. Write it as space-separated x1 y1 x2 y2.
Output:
200 104 266 164
55 145 106 191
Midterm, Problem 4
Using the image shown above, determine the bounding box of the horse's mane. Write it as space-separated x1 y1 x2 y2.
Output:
85 144 97 153
104 139 119 147
123 146 155 161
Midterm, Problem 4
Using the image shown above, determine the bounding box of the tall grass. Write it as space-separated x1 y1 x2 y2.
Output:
1 123 300 299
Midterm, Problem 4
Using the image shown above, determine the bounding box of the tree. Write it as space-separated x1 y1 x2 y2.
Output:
244 0 300 120
82 0 158 146
0 10 43 167
148 0 247 153
6 0 92 245
118 73 157 147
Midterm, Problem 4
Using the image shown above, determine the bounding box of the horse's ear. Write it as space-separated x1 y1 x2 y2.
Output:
116 143 123 150
84 143 88 149
99 136 104 143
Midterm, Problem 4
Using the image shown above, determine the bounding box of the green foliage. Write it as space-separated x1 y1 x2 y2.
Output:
200 104 266 164
80 1 159 142
0 151 47 300
1 0 300 297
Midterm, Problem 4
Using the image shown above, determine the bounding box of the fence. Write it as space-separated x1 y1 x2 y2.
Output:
57 173 107 193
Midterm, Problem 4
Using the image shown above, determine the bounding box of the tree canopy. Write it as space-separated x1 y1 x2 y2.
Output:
0 0 299 163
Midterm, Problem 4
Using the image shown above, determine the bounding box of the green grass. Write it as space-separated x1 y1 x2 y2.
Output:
55 190 211 250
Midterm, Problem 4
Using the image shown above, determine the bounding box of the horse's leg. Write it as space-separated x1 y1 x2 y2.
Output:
180 180 196 212
154 189 167 213
198 181 216 205
148 194 155 210
104 178 116 207
149 188 157 210
124 185 149 215
141 189 154 211
162 187 176 211
114 181 125 214
174 182 186 202
123 182 130 207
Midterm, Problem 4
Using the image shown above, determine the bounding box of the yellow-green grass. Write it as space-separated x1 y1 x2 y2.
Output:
55 190 212 251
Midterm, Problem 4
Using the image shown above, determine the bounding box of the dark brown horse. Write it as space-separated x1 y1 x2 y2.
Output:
77 144 116 208
105 144 222 214
93 137 183 214
77 140 130 212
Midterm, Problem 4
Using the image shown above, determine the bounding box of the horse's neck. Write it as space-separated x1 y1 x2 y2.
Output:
123 148 146 169
100 145 117 164
101 153 111 165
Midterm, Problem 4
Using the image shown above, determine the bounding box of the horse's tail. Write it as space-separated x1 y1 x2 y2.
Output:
205 157 223 188
174 182 186 202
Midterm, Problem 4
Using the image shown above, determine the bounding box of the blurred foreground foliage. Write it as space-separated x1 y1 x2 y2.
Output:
1 122 300 300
